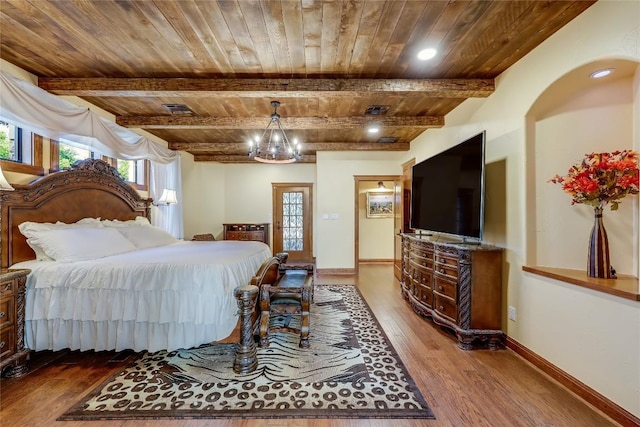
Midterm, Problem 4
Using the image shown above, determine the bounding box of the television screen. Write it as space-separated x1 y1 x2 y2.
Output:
410 131 486 240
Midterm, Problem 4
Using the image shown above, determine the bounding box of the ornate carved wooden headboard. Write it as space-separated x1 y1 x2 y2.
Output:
1 159 152 268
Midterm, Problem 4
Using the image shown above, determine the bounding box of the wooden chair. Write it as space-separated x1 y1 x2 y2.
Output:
252 254 314 349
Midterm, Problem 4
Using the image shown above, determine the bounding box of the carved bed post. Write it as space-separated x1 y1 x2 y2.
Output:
233 284 259 374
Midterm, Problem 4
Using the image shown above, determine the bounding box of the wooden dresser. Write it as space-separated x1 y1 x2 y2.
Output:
223 223 270 245
401 234 504 350
0 268 30 377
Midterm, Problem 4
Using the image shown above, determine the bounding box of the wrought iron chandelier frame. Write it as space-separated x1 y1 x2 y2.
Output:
248 101 301 164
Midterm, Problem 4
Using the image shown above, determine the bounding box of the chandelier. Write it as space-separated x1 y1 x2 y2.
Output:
248 101 301 164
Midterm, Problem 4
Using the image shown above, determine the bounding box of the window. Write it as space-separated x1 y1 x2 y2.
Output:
117 159 148 190
0 120 44 175
51 140 148 190
0 121 33 162
58 141 93 169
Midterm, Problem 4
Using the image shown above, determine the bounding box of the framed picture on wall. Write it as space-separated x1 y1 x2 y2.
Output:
366 192 393 218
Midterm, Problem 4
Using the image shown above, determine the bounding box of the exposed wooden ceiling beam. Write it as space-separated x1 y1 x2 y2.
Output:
38 78 494 98
169 142 410 152
193 154 317 163
118 115 443 129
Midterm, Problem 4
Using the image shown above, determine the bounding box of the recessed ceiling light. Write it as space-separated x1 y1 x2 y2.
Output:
417 48 437 61
590 68 614 79
367 125 380 134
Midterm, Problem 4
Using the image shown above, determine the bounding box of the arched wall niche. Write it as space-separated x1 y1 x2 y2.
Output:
525 58 640 275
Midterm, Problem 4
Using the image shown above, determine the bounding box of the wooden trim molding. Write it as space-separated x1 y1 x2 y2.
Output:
49 139 60 173
0 159 44 176
32 134 43 168
523 266 639 301
506 336 640 427
315 268 355 275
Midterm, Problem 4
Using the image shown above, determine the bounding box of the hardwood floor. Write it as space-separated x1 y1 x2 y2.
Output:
0 263 618 427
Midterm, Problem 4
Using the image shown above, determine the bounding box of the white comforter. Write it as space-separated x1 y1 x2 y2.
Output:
12 240 271 352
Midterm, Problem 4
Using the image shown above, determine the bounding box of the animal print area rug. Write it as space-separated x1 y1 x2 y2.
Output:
59 285 434 420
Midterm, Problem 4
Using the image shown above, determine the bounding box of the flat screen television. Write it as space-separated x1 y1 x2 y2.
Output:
410 131 486 241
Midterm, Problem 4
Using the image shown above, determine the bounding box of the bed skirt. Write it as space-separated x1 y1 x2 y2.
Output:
26 318 237 353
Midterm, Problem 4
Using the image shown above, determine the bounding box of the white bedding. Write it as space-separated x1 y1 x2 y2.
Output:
12 240 272 353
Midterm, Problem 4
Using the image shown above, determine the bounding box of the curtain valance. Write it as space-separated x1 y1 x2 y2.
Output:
0 71 178 164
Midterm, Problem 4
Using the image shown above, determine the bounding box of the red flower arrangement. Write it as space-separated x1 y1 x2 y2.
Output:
549 150 639 210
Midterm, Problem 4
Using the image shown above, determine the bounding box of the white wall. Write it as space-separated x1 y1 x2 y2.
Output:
182 159 316 249
358 180 395 260
404 0 640 416
315 151 405 269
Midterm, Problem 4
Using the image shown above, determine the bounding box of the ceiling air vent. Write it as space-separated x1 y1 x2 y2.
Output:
364 105 390 115
377 137 398 143
162 104 194 115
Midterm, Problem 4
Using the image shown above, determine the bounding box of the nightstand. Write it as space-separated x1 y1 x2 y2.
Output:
0 268 30 378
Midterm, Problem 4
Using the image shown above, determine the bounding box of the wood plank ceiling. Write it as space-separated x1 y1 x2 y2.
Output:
0 0 596 163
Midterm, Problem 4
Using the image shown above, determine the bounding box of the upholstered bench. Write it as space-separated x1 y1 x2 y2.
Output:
258 264 314 349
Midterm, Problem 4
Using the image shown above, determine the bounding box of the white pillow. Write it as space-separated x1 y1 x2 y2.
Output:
26 239 54 261
18 218 102 236
19 218 103 261
27 227 137 262
101 216 151 228
117 226 178 249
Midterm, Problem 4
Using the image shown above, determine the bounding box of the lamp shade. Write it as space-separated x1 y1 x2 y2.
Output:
158 188 178 205
0 163 15 191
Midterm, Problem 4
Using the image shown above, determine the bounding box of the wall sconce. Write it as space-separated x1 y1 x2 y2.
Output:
155 188 177 206
0 163 15 191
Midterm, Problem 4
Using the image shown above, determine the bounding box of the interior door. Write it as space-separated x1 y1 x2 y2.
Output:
272 183 313 262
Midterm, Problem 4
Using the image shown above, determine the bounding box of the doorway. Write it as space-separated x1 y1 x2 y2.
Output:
353 175 401 274
272 183 313 262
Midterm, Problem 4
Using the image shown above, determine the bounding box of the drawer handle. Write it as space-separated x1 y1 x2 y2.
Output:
0 311 4 318
439 305 444 311
440 268 445 274
438 286 443 291
0 341 4 349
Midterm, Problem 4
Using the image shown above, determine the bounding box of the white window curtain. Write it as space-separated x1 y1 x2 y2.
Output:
150 159 184 239
0 71 182 235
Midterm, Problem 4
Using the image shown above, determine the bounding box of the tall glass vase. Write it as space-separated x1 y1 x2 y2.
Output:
587 206 611 279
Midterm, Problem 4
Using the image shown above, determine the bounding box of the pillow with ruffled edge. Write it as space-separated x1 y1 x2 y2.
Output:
27 227 137 262
117 225 178 249
19 218 103 261
100 216 151 228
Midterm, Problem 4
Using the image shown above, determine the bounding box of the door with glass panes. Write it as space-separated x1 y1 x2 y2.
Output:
272 183 312 262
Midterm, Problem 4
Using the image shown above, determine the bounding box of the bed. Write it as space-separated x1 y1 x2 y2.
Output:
1 159 271 353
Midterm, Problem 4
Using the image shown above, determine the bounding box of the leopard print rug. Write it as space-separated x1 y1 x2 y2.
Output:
59 285 434 420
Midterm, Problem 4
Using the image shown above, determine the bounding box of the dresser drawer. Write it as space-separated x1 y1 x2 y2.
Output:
433 276 457 300
411 271 431 294
415 284 433 308
434 293 457 323
225 231 243 240
410 242 433 259
0 280 14 297
409 255 432 272
0 297 14 330
0 327 16 360
435 252 459 268
245 231 265 241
